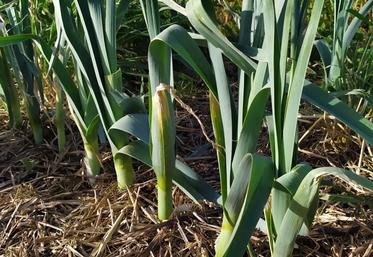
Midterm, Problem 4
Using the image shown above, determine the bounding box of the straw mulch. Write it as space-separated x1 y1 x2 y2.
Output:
0 96 372 257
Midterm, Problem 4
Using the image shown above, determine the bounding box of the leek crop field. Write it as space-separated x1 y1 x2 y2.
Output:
1 0 373 256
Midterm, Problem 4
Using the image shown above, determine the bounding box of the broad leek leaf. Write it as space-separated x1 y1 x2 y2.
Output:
186 0 257 75
208 44 235 201
216 154 274 257
274 167 373 257
149 25 217 97
302 83 373 145
282 0 324 173
232 87 270 176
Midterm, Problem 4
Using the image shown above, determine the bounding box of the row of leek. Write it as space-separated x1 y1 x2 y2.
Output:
0 1 372 256
0 0 43 144
141 0 373 256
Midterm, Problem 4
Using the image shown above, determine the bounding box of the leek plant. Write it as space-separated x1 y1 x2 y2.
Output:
68 51 102 179
141 0 373 255
151 84 176 220
30 0 66 151
52 0 146 188
141 0 177 220
54 20 103 177
0 28 103 178
101 0 219 220
0 28 22 128
0 52 22 128
52 36 67 154
0 0 44 144
315 0 373 91
115 0 215 220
